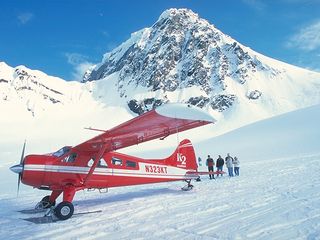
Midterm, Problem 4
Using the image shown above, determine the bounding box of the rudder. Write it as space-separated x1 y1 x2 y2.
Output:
165 139 197 170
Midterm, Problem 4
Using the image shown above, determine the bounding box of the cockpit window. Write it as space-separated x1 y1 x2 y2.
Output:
63 153 77 163
52 146 71 157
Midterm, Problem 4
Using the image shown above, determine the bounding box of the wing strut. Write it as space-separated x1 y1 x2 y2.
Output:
82 144 108 185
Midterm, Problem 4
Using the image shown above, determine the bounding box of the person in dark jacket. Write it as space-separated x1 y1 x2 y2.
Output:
206 155 215 179
216 155 224 177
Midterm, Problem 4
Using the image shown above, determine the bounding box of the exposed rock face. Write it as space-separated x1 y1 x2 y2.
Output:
248 90 262 100
84 8 278 114
211 94 236 112
14 68 63 104
128 98 167 115
187 96 210 108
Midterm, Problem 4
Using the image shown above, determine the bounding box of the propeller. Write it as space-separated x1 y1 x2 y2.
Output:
10 140 26 196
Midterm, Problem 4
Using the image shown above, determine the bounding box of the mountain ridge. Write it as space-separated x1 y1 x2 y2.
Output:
1 8 320 137
82 8 320 132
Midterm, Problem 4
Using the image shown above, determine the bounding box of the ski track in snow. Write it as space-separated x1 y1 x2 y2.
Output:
0 154 319 240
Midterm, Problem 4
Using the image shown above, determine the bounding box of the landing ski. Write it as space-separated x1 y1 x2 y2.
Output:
18 209 47 214
22 210 102 224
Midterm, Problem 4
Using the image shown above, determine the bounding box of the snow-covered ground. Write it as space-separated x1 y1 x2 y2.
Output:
0 105 319 239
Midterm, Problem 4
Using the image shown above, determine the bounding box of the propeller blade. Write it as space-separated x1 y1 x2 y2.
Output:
17 173 21 196
17 140 26 196
20 140 26 165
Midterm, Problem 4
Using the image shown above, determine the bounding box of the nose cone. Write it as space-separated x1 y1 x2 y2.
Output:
10 164 23 174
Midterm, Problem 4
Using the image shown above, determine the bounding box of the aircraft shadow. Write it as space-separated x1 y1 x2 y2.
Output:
75 187 185 208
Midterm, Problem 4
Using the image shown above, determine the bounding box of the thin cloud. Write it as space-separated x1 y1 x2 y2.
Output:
101 30 110 38
65 53 95 80
286 20 320 51
281 0 320 4
242 0 266 11
17 12 34 25
66 53 88 65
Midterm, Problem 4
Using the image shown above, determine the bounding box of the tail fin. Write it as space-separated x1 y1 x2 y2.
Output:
165 139 197 170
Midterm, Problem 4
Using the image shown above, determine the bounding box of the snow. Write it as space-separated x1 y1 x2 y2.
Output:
158 8 200 24
0 104 319 239
101 28 148 64
156 103 215 122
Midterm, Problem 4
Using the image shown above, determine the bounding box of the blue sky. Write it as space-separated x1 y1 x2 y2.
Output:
0 0 319 80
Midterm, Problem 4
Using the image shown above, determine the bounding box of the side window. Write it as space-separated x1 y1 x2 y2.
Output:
87 158 108 168
87 159 94 167
126 160 136 168
63 153 77 163
112 157 123 166
98 158 108 168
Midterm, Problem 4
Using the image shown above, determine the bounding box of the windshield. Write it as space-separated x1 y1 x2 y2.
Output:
52 146 71 157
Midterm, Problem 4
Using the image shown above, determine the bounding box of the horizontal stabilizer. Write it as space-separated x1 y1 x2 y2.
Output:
186 170 226 178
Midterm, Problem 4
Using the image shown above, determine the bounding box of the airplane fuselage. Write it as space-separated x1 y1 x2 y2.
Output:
10 104 214 221
22 150 192 191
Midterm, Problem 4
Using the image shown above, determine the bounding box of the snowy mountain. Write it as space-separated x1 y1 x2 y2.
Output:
0 61 90 116
1 8 320 141
85 8 320 131
0 62 133 147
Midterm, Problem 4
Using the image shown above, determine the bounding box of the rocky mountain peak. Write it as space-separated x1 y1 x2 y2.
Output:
84 8 278 115
156 8 203 28
67 9 320 123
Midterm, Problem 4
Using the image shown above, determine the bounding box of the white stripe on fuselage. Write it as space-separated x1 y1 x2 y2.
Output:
23 163 191 179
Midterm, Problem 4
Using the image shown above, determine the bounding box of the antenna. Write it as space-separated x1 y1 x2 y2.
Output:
84 127 108 133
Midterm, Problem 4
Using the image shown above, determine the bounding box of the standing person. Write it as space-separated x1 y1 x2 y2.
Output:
233 156 240 176
206 155 215 180
195 157 201 181
225 153 234 177
216 155 224 177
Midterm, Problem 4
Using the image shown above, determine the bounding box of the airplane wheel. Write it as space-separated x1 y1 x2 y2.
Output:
54 201 74 220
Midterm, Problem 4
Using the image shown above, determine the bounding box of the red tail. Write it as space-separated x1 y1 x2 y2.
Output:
165 139 197 170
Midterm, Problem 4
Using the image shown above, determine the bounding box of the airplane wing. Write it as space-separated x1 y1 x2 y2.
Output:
74 103 215 185
73 103 215 153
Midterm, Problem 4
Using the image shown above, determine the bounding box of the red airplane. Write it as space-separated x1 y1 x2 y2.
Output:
10 104 216 221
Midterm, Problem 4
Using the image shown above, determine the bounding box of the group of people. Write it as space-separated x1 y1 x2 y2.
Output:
199 153 240 179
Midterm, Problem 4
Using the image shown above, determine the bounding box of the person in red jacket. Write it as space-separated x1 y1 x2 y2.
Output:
206 155 215 179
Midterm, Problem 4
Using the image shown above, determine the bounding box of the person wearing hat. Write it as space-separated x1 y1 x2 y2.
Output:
206 155 215 179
